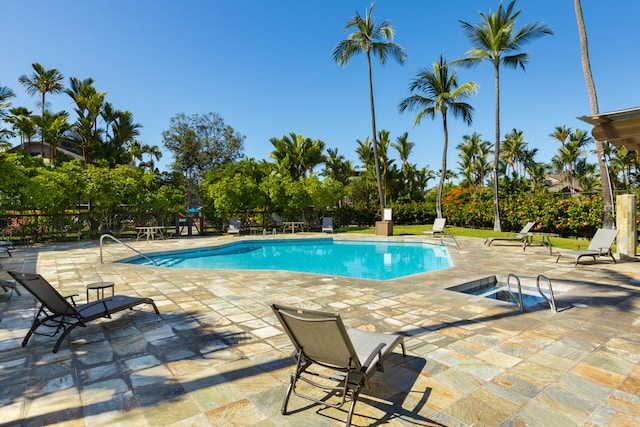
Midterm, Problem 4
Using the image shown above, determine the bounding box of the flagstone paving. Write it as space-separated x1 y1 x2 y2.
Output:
1 233 639 426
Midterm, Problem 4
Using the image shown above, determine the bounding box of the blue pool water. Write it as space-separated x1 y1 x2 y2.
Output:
121 238 451 280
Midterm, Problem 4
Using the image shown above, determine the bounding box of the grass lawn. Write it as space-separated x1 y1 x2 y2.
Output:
339 224 594 251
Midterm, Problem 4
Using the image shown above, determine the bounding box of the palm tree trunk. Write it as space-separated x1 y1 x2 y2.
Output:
366 51 386 216
492 62 502 232
574 0 614 228
436 111 448 219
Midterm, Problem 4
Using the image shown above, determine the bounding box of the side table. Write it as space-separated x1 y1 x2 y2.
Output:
86 282 114 302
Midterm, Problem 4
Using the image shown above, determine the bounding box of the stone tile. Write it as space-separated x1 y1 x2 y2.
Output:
204 398 268 426
3 235 640 426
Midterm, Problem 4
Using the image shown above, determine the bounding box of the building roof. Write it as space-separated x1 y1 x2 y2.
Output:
578 106 640 151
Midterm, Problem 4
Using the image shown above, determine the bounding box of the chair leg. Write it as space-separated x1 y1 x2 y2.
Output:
345 388 361 427
52 322 83 353
281 376 295 415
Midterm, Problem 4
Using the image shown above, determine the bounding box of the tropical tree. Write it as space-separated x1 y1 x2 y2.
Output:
333 2 407 217
323 147 354 186
269 132 325 179
574 0 614 227
163 112 245 205
18 63 65 158
66 77 105 163
0 83 16 146
549 125 572 187
7 107 36 150
459 0 553 231
398 54 478 218
34 110 70 164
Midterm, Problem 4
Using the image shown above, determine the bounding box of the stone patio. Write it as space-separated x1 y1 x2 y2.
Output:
1 233 639 426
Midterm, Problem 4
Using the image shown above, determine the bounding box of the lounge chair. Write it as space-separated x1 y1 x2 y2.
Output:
0 279 21 297
228 217 242 235
422 218 447 237
485 221 536 246
555 228 618 265
321 217 334 233
0 240 12 257
271 303 405 427
8 271 159 353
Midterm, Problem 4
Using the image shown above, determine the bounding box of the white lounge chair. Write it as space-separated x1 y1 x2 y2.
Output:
485 221 535 246
322 217 334 233
423 218 447 237
228 217 241 235
556 228 618 265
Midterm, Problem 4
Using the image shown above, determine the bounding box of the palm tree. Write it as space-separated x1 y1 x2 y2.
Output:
34 110 70 163
457 132 492 189
0 83 15 119
324 148 353 186
501 129 528 176
549 125 572 187
399 54 478 218
574 0 614 228
269 132 325 179
0 85 16 145
333 2 407 217
18 63 65 159
459 1 553 231
7 107 36 150
392 132 414 177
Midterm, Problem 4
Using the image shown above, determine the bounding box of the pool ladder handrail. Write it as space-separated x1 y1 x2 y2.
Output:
536 274 557 313
506 273 524 312
100 234 157 266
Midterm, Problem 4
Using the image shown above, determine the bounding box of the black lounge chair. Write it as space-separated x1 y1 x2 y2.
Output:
0 279 21 297
8 271 159 353
271 303 405 427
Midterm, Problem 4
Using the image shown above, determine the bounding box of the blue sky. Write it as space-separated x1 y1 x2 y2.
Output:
3 0 639 175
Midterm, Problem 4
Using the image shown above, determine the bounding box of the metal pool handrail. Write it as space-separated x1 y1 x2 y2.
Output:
100 234 157 266
536 274 557 312
506 273 524 312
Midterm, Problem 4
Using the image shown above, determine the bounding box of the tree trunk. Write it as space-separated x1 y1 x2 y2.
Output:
436 110 448 219
366 51 386 217
492 62 502 232
574 0 614 228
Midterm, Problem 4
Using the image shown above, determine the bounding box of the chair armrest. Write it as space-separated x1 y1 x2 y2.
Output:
64 294 80 307
360 343 387 372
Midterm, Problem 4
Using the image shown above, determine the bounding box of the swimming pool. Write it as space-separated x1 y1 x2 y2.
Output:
121 238 451 280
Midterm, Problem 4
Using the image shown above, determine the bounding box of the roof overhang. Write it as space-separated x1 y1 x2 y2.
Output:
578 106 640 151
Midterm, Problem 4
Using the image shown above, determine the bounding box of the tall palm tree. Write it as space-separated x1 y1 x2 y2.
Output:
399 54 478 218
392 131 414 177
574 0 614 227
18 63 65 158
66 77 106 163
333 2 407 217
459 1 553 231
549 125 572 187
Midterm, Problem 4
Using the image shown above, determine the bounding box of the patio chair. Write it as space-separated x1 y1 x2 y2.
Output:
0 279 21 297
228 217 242 235
555 228 618 265
485 221 536 246
8 271 160 353
271 303 405 427
322 217 334 233
0 240 12 257
422 218 447 237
